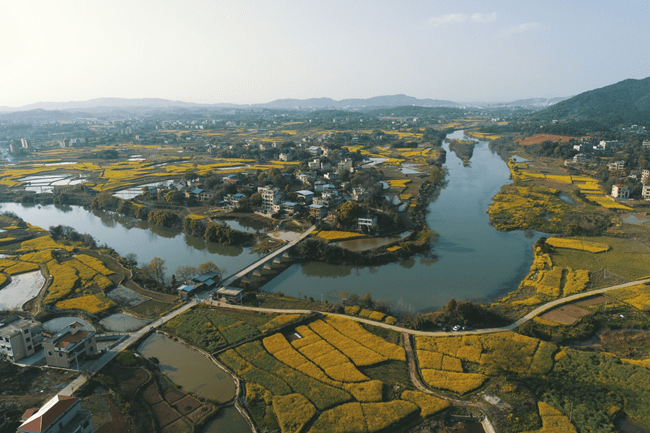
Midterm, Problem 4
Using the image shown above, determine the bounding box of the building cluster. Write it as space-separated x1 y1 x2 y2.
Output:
0 318 97 368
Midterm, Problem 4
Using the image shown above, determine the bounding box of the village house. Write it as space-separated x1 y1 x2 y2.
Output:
258 186 284 214
176 284 198 299
282 201 300 215
358 215 378 230
308 203 327 218
191 271 221 289
0 317 43 362
296 190 314 204
611 184 630 199
43 322 97 369
214 287 244 304
17 395 93 433
642 184 650 200
226 192 246 208
607 160 625 171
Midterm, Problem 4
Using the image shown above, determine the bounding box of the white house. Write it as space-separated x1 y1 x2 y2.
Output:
611 184 630 199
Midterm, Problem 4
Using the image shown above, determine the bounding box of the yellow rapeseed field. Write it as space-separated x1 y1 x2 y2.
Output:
545 237 609 253
521 402 576 433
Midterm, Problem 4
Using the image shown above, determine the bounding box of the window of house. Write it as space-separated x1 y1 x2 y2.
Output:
27 345 32 351
25 337 30 342
58 353 63 358
47 351 53 357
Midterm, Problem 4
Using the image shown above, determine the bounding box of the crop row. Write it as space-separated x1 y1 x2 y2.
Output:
55 294 116 315
307 400 419 433
545 237 609 253
609 284 650 311
521 402 576 433
416 332 557 393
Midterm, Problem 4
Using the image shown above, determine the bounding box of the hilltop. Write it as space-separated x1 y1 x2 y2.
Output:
532 77 650 125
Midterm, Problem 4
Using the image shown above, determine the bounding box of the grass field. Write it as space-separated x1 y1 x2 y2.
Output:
551 235 650 283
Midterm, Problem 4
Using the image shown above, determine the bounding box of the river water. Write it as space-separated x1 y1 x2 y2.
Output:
261 130 543 312
0 202 264 281
0 130 540 311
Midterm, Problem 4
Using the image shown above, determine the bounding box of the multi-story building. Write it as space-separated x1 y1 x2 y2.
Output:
20 139 29 149
611 184 630 200
0 317 43 362
642 184 650 201
258 186 284 214
43 322 97 369
18 394 93 433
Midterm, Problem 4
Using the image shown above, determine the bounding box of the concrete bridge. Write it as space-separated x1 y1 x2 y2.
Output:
219 225 316 287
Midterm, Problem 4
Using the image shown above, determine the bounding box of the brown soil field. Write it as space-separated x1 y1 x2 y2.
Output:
161 418 192 433
577 295 614 307
87 394 135 433
517 134 580 146
151 401 181 428
187 405 214 423
163 386 185 404
142 382 162 405
173 395 202 415
540 304 592 325
118 369 151 398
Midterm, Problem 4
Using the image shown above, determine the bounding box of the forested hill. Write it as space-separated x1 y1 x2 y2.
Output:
531 77 650 125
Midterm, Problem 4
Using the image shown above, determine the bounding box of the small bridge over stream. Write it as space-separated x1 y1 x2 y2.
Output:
218 225 316 288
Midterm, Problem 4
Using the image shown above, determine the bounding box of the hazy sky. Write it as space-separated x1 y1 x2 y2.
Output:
1 1 649 106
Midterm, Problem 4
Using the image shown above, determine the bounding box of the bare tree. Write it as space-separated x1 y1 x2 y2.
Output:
144 257 167 286
176 265 198 283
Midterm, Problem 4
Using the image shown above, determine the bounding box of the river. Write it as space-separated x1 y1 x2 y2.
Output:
1 130 540 312
261 130 543 312
0 202 264 280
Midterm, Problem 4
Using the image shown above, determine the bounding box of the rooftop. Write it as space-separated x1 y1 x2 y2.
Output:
18 395 77 433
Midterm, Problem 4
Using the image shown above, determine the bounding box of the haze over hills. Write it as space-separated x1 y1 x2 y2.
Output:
533 77 650 124
0 94 569 113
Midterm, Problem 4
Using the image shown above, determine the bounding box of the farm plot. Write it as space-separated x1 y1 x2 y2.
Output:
415 332 557 394
164 306 305 352
538 304 592 325
218 316 446 433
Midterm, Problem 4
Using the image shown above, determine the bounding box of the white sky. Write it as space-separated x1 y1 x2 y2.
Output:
1 0 649 107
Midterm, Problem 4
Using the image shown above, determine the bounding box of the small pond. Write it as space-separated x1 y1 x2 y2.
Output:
99 314 149 332
42 316 91 333
202 407 251 433
221 218 267 233
0 271 45 311
138 333 237 403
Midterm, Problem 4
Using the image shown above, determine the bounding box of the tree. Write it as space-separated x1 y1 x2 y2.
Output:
176 265 198 282
124 253 138 266
144 257 167 286
198 261 224 279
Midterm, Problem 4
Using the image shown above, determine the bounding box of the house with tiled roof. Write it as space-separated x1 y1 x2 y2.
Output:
43 322 97 369
17 394 93 433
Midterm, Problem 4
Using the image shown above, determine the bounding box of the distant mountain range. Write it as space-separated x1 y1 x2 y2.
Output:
533 77 650 124
0 94 568 113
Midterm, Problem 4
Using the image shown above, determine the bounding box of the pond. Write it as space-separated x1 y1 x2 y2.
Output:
42 316 91 333
99 313 149 332
0 271 45 311
137 333 237 403
261 130 544 312
201 407 252 433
